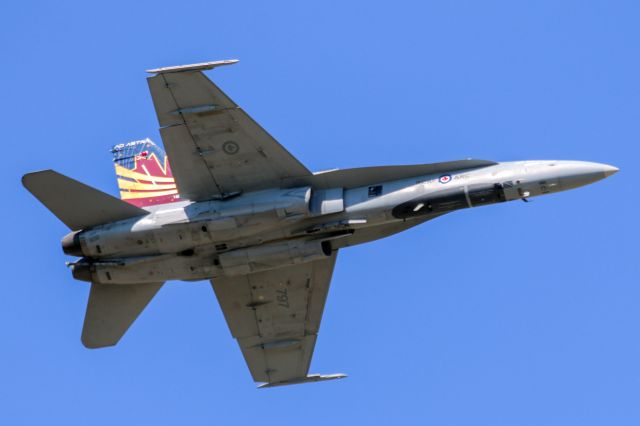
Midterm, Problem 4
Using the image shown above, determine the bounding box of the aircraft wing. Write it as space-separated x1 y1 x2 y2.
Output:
211 251 344 387
146 60 312 201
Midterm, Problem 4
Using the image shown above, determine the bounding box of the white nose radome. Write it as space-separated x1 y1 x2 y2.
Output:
555 161 619 191
601 164 619 177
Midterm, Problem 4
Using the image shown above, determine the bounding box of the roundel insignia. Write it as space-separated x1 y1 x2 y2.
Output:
439 174 452 184
222 141 239 155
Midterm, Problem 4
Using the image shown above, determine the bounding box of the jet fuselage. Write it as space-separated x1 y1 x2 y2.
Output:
65 160 617 285
22 59 620 383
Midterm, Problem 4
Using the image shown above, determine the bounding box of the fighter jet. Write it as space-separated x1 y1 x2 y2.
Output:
22 59 618 388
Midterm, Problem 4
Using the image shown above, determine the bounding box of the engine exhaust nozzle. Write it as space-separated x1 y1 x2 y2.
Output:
70 262 92 282
61 231 83 257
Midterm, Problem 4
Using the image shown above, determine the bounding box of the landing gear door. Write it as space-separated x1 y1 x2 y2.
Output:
310 188 344 215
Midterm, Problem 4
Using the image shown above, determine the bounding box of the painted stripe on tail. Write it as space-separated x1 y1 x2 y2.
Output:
112 138 181 207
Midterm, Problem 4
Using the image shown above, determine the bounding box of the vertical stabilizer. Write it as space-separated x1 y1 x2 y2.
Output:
112 138 181 207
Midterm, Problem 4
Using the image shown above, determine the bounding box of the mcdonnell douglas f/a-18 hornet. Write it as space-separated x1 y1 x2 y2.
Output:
23 59 618 388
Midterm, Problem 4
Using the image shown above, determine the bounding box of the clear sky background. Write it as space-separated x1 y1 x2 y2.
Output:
2 1 638 424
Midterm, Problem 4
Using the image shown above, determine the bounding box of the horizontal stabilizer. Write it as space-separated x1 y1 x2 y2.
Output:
257 373 347 389
82 282 163 348
22 170 148 230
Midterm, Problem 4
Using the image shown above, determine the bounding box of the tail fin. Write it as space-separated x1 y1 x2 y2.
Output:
112 138 181 207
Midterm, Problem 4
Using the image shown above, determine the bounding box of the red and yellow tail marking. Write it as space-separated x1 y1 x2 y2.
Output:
115 152 180 207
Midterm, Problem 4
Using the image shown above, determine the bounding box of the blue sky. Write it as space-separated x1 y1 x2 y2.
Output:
2 1 639 424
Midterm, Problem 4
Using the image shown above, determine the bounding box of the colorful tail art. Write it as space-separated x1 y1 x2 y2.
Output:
112 138 180 207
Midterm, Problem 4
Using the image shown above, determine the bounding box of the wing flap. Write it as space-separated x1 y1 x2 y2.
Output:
158 124 222 199
212 270 260 339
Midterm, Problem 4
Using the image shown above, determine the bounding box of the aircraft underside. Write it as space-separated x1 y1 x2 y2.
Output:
22 59 617 387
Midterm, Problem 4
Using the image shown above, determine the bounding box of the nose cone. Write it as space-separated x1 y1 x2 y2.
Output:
602 164 619 177
558 161 619 191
